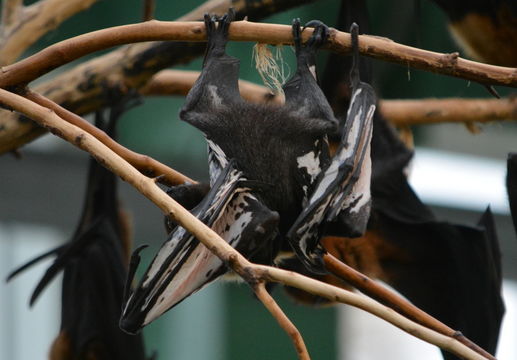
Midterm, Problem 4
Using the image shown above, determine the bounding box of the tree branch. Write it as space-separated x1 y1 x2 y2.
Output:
0 88 492 360
142 69 517 125
142 0 155 21
0 0 100 65
1 21 516 89
141 70 282 104
379 97 517 125
323 253 496 360
253 282 310 360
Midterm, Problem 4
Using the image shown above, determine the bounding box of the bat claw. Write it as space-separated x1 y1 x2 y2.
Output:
291 18 328 55
204 9 235 57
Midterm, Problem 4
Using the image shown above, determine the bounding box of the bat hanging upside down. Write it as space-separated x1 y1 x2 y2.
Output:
120 11 375 333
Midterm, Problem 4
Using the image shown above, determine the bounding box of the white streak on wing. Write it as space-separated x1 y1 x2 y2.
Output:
309 65 317 80
332 104 375 215
297 199 330 254
297 150 321 182
143 243 223 325
348 105 375 213
207 85 223 107
213 193 254 246
346 88 362 118
142 228 188 288
343 142 372 214
207 138 229 185
309 104 365 205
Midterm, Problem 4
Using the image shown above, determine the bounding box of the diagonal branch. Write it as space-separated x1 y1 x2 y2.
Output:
0 88 492 360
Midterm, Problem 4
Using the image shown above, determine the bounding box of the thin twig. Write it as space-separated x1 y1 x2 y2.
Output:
142 0 155 21
0 21 516 89
323 253 496 360
25 90 193 185
254 282 310 360
0 87 492 360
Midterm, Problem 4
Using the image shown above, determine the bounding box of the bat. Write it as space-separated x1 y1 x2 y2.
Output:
120 10 375 333
7 95 148 360
276 1 505 359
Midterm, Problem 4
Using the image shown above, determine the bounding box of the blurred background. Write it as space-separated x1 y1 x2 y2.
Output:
0 0 516 359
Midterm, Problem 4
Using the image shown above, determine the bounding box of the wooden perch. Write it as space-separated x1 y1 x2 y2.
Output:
1 21 516 89
141 70 282 104
379 97 517 125
0 88 492 360
1 21 517 154
142 69 517 125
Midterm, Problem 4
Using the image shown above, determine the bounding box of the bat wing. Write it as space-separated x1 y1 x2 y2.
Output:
376 208 504 359
287 24 375 274
121 162 279 333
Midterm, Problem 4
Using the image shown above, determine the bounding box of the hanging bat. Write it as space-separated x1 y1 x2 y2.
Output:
120 11 375 333
276 1 504 359
7 96 148 360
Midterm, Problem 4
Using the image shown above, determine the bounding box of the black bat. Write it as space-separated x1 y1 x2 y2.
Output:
7 96 148 360
120 11 374 334
276 1 505 359
430 0 517 67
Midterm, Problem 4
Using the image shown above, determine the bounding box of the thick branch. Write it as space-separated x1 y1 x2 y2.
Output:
0 0 99 65
254 282 310 360
0 88 491 360
142 69 517 124
1 21 516 89
141 70 282 104
380 97 517 125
